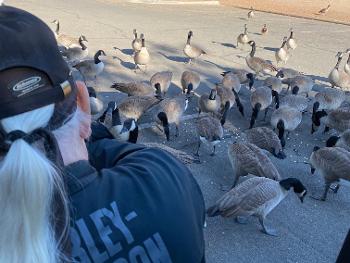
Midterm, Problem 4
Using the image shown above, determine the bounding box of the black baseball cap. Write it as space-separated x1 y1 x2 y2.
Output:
0 6 77 125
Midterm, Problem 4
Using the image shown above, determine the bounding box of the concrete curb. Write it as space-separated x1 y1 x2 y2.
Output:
127 0 220 5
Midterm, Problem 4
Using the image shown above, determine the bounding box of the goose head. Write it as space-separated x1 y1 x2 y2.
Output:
292 85 299 95
246 73 255 89
248 40 255 47
51 19 59 24
79 35 88 43
280 178 307 203
209 88 217 100
121 119 137 134
188 30 193 38
311 109 327 134
133 29 137 38
96 50 106 57
276 70 285 79
326 135 340 147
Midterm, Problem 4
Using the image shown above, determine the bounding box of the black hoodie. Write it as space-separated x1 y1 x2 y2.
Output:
65 122 206 262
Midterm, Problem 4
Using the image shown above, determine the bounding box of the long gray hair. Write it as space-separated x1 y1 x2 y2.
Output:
0 104 84 262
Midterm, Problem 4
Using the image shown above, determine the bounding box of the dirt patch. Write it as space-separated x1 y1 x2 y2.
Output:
220 0 350 25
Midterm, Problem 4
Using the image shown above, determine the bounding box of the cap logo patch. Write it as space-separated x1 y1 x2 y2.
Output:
12 76 44 97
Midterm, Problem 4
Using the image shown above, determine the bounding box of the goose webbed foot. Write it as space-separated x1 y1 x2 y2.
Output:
235 216 248 224
330 184 340 194
259 217 278 236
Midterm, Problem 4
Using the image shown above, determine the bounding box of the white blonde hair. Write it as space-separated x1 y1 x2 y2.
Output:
0 104 82 263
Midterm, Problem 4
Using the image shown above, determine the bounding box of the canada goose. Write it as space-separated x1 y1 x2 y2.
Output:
245 127 286 159
311 107 350 134
275 37 290 65
221 70 254 89
246 41 278 76
74 50 106 80
181 70 200 95
220 74 245 116
87 86 104 115
326 129 350 152
227 142 282 187
195 116 224 157
286 29 297 50
131 29 142 52
147 95 189 141
134 37 150 71
276 67 301 79
345 51 350 74
198 89 221 116
150 71 173 97
237 24 249 49
51 20 83 49
60 35 88 65
216 84 244 123
313 88 345 111
207 176 307 236
142 142 200 165
261 24 268 35
264 76 283 94
247 7 255 19
328 52 350 90
309 146 349 201
249 86 278 129
271 106 302 147
282 75 314 96
100 101 139 143
280 94 309 113
117 95 160 121
183 31 206 64
318 4 331 15
111 82 161 97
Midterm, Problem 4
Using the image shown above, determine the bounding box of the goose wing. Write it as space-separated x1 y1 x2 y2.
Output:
207 177 279 217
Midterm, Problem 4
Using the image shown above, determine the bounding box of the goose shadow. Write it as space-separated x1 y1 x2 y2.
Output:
112 56 135 70
113 47 133 56
263 46 278 52
252 32 262 36
212 41 236 48
203 60 230 71
158 52 188 63
306 74 330 85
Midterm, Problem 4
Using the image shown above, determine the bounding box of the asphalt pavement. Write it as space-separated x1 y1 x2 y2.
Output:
7 0 350 262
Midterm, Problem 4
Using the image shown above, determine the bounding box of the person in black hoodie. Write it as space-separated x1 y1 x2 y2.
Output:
0 6 205 263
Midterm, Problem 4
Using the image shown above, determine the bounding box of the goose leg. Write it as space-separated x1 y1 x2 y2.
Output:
323 126 330 134
263 108 269 121
311 182 331 201
259 216 278 236
195 140 201 157
210 145 216 156
175 124 179 137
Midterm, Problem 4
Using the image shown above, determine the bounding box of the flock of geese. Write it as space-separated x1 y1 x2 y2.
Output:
52 8 350 236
